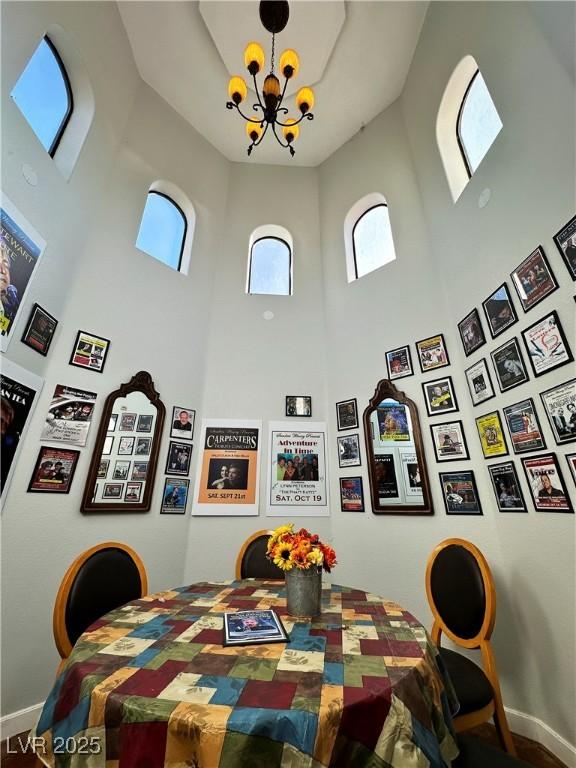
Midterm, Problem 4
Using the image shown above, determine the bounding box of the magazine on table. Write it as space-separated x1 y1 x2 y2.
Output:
223 609 288 646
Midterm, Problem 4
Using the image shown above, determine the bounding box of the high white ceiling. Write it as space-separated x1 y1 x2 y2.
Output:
117 1 429 167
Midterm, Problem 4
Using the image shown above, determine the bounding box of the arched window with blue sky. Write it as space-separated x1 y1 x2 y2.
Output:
135 191 188 272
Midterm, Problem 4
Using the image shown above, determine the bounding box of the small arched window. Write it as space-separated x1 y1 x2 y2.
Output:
457 70 503 177
344 194 396 282
247 226 293 295
11 36 73 157
136 191 188 272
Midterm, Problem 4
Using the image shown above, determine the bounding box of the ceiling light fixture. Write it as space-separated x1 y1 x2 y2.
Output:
226 0 315 157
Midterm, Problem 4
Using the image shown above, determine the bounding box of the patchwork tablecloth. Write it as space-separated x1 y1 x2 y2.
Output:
33 580 459 767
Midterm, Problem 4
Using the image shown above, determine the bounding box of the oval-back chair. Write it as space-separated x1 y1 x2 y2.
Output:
235 530 284 580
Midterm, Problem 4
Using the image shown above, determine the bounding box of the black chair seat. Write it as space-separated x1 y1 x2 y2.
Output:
241 536 284 580
454 735 530 767
440 648 494 715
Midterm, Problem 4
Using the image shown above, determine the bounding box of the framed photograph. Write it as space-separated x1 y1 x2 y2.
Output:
135 437 152 456
439 470 483 515
502 398 546 454
170 406 195 440
464 358 496 407
97 459 109 479
41 384 97 447
223 610 288 647
286 396 312 417
124 482 143 503
165 440 193 476
521 453 573 512
27 447 80 494
521 310 573 378
102 435 114 455
488 462 528 512
335 398 358 431
458 308 486 357
482 283 518 338
475 411 509 458
385 345 414 380
415 334 450 373
21 303 58 356
566 453 576 486
108 414 118 432
137 414 154 433
161 478 190 514
131 462 148 481
103 483 122 499
553 214 576 279
112 460 131 480
510 246 558 312
421 376 459 417
119 412 137 431
117 436 134 455
339 476 365 512
337 434 361 467
490 337 529 393
429 421 469 462
539 379 576 445
69 330 110 373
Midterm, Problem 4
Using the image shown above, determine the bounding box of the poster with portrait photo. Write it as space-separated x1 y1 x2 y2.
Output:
119 412 137 431
170 406 195 441
521 310 573 378
1 358 43 503
491 337 529 393
521 453 573 512
511 246 558 312
193 419 261 516
464 358 495 407
113 460 130 480
400 449 423 500
374 454 400 501
137 414 154 432
553 214 576 279
439 470 483 515
41 384 97 447
458 308 486 357
385 345 414 380
161 478 189 514
430 421 469 462
21 303 58 356
421 376 458 417
539 379 576 445
28 446 80 494
135 437 151 456
69 330 110 373
337 433 361 467
503 398 546 455
1 193 46 352
336 398 358 431
475 411 509 459
339 477 365 512
376 403 409 442
165 440 193 476
482 283 518 338
125 482 143 503
131 462 148 481
488 462 527 513
416 334 449 373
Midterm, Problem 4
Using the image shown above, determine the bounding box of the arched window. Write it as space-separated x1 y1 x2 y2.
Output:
247 226 293 296
344 193 396 282
136 191 188 272
10 36 73 157
457 70 503 177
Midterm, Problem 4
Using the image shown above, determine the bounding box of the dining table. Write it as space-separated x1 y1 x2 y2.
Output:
32 579 460 767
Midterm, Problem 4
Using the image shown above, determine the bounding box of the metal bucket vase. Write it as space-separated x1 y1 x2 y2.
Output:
285 566 322 618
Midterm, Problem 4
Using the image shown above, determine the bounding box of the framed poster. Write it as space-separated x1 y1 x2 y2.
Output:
374 454 400 501
488 462 528 512
103 483 122 499
521 453 573 512
137 414 154 432
337 434 361 467
135 437 152 456
464 358 495 407
502 398 546 454
161 478 189 514
108 414 118 432
458 308 486 357
223 610 288 647
510 246 558 312
429 421 469 462
1 358 44 503
170 406 195 440
119 412 137 431
165 440 193 476
131 462 148 481
521 310 573 378
482 283 518 338
553 214 576 279
112 460 130 480
192 419 261 516
102 435 114 455
267 421 328 517
566 454 576 486
117 436 134 455
339 476 365 512
400 448 424 500
21 303 58 356
97 459 109 479
27 446 80 494
490 337 529 393
1 193 46 352
539 379 576 445
385 345 414 380
286 396 312 417
415 334 450 373
69 330 110 373
376 402 410 442
41 384 96 447
421 376 459 417
336 398 358 431
439 470 483 515
475 411 509 459
125 482 143 503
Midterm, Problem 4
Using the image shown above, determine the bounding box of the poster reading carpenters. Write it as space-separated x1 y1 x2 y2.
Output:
267 421 329 517
192 419 261 516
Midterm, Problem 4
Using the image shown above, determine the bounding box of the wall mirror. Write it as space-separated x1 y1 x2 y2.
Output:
363 379 433 515
81 371 165 512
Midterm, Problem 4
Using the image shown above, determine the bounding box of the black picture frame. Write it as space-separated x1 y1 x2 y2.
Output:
69 330 111 373
285 396 312 417
124 481 143 503
117 436 135 455
336 398 358 431
482 283 518 338
223 609 289 646
415 333 450 373
170 406 195 441
421 376 459 417
165 440 193 476
502 397 547 455
137 414 154 433
458 308 486 357
429 420 470 462
553 214 576 280
103 483 122 499
119 413 137 432
521 453 573 513
160 477 190 514
97 459 109 479
475 410 509 459
135 437 152 456
385 345 414 380
438 470 483 515
521 310 573 378
112 459 131 480
566 453 576 486
510 246 559 313
488 461 528 512
108 414 118 432
131 461 148 481
20 303 58 356
490 337 529 393
464 358 496 407
102 435 114 455
539 379 576 445
337 433 361 468
339 476 365 512
27 446 80 494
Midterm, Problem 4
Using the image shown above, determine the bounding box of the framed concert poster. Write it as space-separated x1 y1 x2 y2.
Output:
502 398 546 455
521 310 573 378
490 337 529 393
510 246 558 312
415 334 450 373
521 453 573 513
385 345 414 380
488 462 527 513
475 411 509 459
553 214 576 279
464 358 496 407
482 283 517 338
21 303 58 356
458 308 486 357
539 379 576 445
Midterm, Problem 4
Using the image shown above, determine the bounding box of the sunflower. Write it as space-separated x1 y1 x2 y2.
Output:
267 523 294 552
273 542 294 571
307 548 323 566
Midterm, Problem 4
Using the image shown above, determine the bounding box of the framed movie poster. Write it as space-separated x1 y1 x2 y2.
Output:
539 379 576 445
170 406 195 440
1 193 46 352
336 398 358 431
464 358 495 407
490 337 529 393
566 454 576 486
399 449 424 501
553 214 576 279
28 446 80 494
192 419 261 516
337 434 361 467
41 384 97 447
475 411 509 458
103 483 122 499
135 437 151 456
415 334 450 373
286 396 312 417
69 330 110 373
521 310 573 378
161 478 189 514
117 436 134 455
267 421 328 517
339 476 365 512
521 453 573 512
429 421 469 462
482 283 517 338
119 412 136 431
502 398 546 454
510 246 558 312
488 462 528 512
165 440 193 476
97 459 109 479
137 414 154 433
439 471 483 515
1 358 44 503
458 308 486 357
385 345 414 380
374 454 400 502
421 376 458 417
21 303 58 356
125 482 143 503
113 460 130 480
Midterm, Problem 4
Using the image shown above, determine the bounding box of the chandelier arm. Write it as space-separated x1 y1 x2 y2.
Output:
251 72 265 110
275 112 314 128
228 102 264 123
254 121 270 147
276 76 290 111
271 123 295 156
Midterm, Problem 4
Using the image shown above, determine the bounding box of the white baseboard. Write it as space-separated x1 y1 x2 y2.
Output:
505 706 576 768
0 702 43 741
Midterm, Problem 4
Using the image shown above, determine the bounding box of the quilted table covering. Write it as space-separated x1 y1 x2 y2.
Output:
33 580 459 767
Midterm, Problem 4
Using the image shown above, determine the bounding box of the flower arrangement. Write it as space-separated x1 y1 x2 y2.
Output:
266 524 337 573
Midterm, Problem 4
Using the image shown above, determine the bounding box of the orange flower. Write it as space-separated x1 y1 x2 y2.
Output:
291 547 311 569
321 544 337 572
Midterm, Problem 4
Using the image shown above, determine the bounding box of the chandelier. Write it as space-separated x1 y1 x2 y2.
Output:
226 1 315 157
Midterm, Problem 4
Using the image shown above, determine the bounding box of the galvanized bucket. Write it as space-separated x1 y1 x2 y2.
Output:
285 567 322 618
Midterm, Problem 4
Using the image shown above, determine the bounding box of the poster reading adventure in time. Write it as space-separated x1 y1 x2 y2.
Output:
192 419 261 516
267 421 329 517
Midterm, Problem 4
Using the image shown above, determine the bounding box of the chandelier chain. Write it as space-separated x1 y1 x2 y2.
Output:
271 33 275 74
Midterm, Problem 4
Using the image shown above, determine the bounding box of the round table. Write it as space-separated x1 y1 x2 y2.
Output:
33 579 459 767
